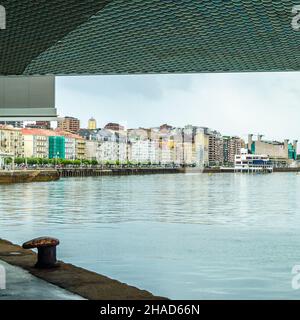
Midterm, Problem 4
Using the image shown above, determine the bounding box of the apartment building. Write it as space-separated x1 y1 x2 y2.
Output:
130 140 157 163
223 136 243 165
248 134 298 166
194 128 209 167
85 140 100 161
75 138 86 160
0 126 23 157
49 136 65 159
206 129 224 166
57 117 80 133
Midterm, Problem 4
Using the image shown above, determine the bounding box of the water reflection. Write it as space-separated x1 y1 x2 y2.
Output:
0 173 300 299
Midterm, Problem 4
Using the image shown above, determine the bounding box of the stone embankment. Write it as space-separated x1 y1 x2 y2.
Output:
0 170 60 184
0 239 167 300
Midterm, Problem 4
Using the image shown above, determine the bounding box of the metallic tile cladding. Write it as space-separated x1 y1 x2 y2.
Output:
0 0 111 75
2 1 300 75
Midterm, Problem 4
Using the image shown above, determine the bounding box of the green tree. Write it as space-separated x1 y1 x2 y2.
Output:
15 157 25 165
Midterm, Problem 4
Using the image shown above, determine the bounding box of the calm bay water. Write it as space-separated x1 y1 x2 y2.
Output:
1 173 300 299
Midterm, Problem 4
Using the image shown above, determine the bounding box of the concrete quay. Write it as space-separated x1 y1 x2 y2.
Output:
0 239 167 300
0 170 59 184
1 166 298 185
0 167 183 184
202 167 300 173
0 260 83 300
58 167 183 178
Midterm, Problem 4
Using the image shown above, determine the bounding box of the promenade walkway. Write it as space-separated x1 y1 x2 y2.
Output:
0 260 83 300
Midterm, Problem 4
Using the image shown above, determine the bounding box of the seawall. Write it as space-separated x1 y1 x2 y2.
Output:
0 170 60 184
58 167 184 178
1 167 298 185
0 168 184 184
202 167 300 173
0 239 167 300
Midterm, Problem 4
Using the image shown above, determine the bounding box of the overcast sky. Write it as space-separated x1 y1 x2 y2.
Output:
56 72 299 147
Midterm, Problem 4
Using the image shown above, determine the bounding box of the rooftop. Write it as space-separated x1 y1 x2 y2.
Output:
21 128 59 137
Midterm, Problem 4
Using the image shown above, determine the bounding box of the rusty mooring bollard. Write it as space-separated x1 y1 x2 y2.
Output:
22 237 60 269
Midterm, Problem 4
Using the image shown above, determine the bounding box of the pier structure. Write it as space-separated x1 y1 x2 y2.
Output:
57 167 183 178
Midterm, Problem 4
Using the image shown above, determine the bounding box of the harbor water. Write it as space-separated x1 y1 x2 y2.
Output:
1 173 300 299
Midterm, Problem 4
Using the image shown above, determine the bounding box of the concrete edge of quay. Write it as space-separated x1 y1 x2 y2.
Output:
0 168 184 184
58 167 185 177
0 239 168 301
202 167 300 173
0 167 299 184
0 170 60 184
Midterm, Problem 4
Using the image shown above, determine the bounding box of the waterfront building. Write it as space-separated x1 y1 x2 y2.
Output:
88 117 97 130
183 126 199 165
22 128 85 160
204 128 224 167
0 126 23 158
88 129 127 163
98 140 117 162
57 117 80 133
194 128 209 167
75 138 86 160
150 126 174 165
64 136 76 160
55 129 82 160
147 125 209 167
172 129 195 166
223 136 243 166
289 141 298 161
235 148 273 173
85 140 101 161
54 128 86 160
98 140 123 163
49 136 65 160
172 131 184 165
130 140 157 164
91 129 110 162
248 134 298 167
128 128 156 164
21 128 52 159
159 136 175 165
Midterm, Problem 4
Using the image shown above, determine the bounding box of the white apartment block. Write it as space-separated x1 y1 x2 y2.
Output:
97 141 127 163
64 137 76 160
130 140 157 163
23 134 48 158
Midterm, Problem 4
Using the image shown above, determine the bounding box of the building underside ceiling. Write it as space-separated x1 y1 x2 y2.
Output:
1 0 300 76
